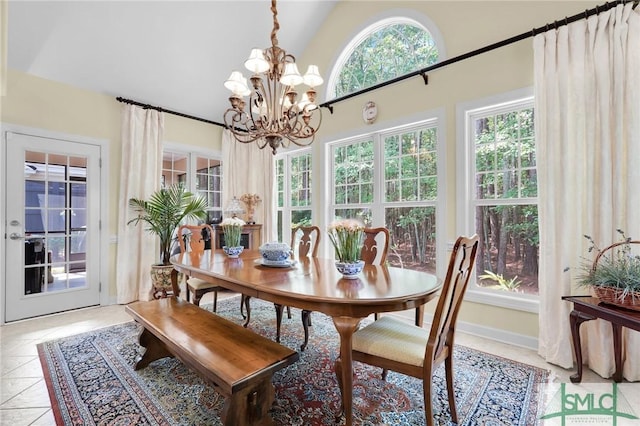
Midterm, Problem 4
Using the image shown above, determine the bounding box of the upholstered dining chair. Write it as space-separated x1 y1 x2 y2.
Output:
336 234 478 426
274 225 321 351
363 227 393 322
365 227 428 326
177 224 224 310
361 227 390 266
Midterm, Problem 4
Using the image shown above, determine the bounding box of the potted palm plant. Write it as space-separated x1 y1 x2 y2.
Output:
128 183 208 297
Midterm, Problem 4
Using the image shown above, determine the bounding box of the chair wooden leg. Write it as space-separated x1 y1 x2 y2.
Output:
301 310 312 351
240 295 246 319
374 313 379 321
445 355 458 423
415 305 424 327
423 367 435 426
212 290 218 312
185 282 191 303
193 291 203 306
242 296 251 328
286 305 292 319
274 304 285 342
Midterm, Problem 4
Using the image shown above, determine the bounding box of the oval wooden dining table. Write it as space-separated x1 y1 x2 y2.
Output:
170 249 441 426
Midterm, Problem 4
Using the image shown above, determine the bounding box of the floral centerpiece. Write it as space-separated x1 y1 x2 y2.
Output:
328 219 365 278
221 217 246 258
576 229 640 310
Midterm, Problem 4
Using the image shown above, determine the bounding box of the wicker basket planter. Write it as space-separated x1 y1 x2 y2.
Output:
577 233 640 312
594 286 640 312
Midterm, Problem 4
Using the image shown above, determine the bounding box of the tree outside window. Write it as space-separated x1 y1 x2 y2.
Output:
331 121 440 274
333 21 439 98
470 102 539 295
276 151 312 244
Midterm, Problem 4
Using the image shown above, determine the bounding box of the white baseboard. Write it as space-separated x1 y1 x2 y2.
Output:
388 310 539 351
455 318 538 351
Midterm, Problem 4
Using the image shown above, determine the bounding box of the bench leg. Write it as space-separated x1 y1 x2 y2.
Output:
221 376 276 426
134 328 173 370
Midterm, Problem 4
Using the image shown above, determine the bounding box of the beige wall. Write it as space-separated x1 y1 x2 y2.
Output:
1 1 602 342
297 1 600 342
1 69 222 300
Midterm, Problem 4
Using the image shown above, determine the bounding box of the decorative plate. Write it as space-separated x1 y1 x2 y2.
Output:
254 258 296 268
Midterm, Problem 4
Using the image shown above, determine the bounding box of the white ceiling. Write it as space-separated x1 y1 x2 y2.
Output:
7 0 338 124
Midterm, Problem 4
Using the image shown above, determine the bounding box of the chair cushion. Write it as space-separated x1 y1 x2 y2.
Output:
187 277 221 291
352 316 428 367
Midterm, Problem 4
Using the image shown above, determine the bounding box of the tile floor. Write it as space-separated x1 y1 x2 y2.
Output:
0 291 609 426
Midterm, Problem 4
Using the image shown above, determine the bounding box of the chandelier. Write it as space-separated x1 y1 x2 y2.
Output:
223 0 323 155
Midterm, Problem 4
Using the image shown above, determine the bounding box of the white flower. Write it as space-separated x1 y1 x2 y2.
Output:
221 217 246 227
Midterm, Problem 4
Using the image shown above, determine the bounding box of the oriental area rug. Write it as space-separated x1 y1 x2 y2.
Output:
38 296 549 425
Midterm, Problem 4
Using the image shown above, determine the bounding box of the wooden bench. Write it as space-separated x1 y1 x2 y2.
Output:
125 297 299 426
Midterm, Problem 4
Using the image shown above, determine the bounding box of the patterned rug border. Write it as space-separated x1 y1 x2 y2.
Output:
37 296 551 425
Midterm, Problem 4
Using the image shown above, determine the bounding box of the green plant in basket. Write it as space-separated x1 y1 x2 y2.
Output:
328 219 364 263
221 217 245 247
577 229 640 303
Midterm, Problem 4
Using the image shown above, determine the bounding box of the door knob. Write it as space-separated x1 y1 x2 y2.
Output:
9 233 24 240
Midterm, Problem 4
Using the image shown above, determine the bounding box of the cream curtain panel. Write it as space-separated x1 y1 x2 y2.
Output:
115 105 164 303
0 0 7 96
535 3 640 381
222 129 274 243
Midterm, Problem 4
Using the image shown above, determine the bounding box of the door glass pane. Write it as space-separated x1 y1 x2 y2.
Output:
22 151 88 296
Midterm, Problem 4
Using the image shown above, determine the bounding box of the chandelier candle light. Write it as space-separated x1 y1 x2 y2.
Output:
223 0 323 154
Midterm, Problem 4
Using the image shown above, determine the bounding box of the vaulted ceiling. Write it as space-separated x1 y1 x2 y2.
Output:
7 1 338 123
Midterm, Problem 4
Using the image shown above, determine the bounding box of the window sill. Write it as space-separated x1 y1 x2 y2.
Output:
464 288 539 314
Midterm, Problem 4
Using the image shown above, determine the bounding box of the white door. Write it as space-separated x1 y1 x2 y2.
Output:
4 132 102 322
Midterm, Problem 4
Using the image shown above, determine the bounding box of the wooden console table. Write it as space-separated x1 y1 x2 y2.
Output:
562 295 640 383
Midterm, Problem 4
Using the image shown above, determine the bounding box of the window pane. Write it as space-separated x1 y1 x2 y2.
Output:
334 23 439 98
474 205 539 294
290 153 311 208
292 210 312 228
385 206 436 273
162 151 187 187
333 208 372 227
334 140 373 206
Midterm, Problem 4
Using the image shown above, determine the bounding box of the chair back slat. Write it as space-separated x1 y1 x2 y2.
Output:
361 227 390 265
426 235 478 362
291 225 321 258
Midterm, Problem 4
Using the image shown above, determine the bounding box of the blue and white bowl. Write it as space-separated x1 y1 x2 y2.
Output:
335 260 365 279
223 245 244 258
259 242 291 262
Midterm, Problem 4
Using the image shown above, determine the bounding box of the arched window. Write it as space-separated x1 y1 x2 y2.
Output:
329 16 442 99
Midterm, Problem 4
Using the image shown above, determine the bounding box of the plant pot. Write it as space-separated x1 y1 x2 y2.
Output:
223 246 244 258
335 260 365 279
150 264 181 299
594 286 640 312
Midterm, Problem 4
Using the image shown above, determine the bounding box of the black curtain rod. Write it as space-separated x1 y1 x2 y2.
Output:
320 0 636 113
116 97 227 128
117 0 635 124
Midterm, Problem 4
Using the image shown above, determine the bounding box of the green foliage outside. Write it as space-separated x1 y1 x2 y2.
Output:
479 270 522 292
334 24 439 98
474 107 539 292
